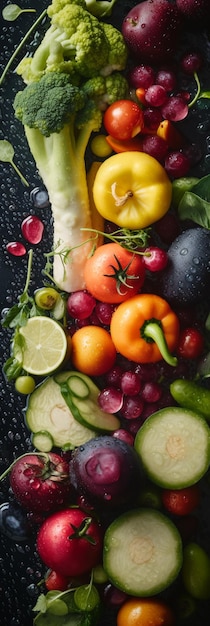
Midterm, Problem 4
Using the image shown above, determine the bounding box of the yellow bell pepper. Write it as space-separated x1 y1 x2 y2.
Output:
92 151 172 230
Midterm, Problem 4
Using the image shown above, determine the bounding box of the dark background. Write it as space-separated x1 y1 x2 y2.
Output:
0 1 210 624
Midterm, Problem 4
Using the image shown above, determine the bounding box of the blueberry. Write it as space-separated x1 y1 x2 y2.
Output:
0 502 31 542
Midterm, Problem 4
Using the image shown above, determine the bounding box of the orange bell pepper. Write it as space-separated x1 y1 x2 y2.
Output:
106 134 144 153
110 293 180 365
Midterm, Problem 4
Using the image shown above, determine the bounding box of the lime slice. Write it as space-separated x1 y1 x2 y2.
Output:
19 316 67 376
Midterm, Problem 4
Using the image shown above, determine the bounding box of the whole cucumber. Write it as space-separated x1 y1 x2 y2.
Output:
170 378 210 421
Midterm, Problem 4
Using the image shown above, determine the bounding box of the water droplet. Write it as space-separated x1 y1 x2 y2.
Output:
30 187 50 209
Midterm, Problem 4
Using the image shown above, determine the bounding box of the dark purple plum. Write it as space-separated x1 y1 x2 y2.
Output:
69 435 143 506
122 0 182 63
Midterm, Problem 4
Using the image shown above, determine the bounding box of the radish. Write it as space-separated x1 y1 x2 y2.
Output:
122 0 182 63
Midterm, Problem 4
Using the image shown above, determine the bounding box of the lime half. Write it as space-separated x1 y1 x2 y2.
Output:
19 316 67 376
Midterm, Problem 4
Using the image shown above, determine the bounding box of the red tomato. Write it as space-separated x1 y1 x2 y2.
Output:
103 100 144 140
37 508 103 577
45 569 70 591
84 243 145 304
177 327 204 359
9 452 71 513
161 484 201 516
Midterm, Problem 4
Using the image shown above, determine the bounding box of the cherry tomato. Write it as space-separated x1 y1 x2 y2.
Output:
103 100 144 140
37 507 103 577
45 569 70 591
161 484 200 516
71 325 116 376
177 327 204 359
182 542 210 599
116 597 176 626
84 243 145 304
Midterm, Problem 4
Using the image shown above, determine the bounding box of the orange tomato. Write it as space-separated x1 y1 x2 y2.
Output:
71 325 116 376
84 243 145 304
117 598 175 626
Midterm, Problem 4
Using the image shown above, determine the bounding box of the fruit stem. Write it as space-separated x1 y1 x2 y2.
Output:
188 72 201 109
69 517 96 544
111 182 133 207
0 452 49 481
142 320 178 366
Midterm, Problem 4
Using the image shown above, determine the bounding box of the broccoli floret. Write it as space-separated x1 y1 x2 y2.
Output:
47 0 86 16
101 22 128 76
14 72 86 136
17 3 127 83
83 73 129 110
47 0 118 18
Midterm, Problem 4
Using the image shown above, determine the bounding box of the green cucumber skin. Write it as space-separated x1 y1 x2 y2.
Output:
170 379 210 421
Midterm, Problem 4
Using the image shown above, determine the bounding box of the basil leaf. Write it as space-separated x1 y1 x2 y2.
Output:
3 357 23 381
178 174 210 229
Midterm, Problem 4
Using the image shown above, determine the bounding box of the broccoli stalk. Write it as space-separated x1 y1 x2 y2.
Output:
13 0 128 292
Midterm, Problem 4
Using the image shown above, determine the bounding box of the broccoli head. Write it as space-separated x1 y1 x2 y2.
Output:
14 72 86 136
17 2 127 83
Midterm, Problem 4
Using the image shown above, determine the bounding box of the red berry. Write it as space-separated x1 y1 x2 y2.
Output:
161 484 200 516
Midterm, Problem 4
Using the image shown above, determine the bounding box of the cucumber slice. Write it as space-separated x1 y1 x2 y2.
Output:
66 375 90 399
25 376 97 450
55 371 120 433
134 407 210 488
31 430 54 452
103 508 182 596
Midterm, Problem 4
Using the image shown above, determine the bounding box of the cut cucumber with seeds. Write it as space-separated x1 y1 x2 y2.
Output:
134 407 210 488
103 508 183 597
25 376 97 450
55 371 120 433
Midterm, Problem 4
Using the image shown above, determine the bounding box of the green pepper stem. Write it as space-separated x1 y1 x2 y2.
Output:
143 321 178 367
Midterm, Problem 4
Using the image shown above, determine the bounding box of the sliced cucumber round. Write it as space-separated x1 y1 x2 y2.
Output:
31 430 54 452
103 508 182 596
134 407 210 488
25 376 97 450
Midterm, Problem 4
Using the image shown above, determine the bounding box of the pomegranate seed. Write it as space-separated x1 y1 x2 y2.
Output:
21 215 44 244
6 241 26 256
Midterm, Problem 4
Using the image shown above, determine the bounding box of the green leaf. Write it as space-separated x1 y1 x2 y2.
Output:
178 174 210 229
3 357 23 381
2 4 36 22
33 594 48 614
0 140 29 186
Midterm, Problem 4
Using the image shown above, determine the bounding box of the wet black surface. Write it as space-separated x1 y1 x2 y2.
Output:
1 1 210 624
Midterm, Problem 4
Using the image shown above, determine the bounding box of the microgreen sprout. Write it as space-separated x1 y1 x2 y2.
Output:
0 8 47 85
2 4 36 22
81 226 151 254
0 140 29 186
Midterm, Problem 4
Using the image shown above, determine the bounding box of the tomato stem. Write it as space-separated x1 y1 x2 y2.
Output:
111 182 133 207
0 451 49 481
69 517 96 544
142 320 178 366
